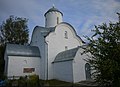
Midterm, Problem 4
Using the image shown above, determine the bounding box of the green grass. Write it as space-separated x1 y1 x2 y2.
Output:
7 78 89 87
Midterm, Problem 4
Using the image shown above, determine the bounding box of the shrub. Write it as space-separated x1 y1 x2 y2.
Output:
18 76 27 87
27 74 39 87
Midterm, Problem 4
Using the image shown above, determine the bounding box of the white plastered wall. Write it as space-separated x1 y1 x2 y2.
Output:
46 23 83 79
53 61 73 82
7 56 41 78
73 48 88 83
30 28 47 80
45 12 62 28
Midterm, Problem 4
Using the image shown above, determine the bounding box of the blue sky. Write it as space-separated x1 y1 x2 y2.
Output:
0 0 120 41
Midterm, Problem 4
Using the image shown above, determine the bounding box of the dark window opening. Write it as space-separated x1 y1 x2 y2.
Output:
65 31 68 39
57 17 59 24
65 46 68 50
85 63 91 80
45 18 47 26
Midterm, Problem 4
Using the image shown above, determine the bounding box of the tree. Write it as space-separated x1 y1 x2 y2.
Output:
0 15 29 79
83 13 120 87
0 15 29 45
0 45 5 79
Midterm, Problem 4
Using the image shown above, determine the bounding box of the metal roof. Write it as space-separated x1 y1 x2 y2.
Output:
44 6 63 16
6 44 40 57
53 47 79 63
34 26 55 37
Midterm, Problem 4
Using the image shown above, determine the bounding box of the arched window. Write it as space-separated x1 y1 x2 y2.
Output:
85 63 91 80
65 31 68 39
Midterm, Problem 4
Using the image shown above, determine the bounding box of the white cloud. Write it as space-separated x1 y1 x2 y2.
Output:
74 0 120 42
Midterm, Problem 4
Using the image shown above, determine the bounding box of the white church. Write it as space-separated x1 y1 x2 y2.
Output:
4 6 91 83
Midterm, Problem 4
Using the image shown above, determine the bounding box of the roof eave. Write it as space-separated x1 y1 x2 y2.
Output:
52 59 73 63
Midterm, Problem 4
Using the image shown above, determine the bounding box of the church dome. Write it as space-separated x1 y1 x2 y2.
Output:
44 6 63 28
44 6 63 17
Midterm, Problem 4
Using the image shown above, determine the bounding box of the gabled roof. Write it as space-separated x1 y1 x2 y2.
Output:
6 44 40 57
53 47 79 63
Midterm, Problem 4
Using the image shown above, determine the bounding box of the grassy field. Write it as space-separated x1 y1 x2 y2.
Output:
6 76 98 87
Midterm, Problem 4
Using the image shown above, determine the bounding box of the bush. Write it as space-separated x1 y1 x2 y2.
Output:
18 76 27 87
27 74 39 87
5 75 40 87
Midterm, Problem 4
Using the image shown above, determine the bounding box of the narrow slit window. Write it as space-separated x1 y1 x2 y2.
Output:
65 46 68 50
65 31 68 39
45 18 47 26
57 17 59 24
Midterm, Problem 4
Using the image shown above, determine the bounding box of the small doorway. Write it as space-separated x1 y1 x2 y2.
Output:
85 63 91 80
